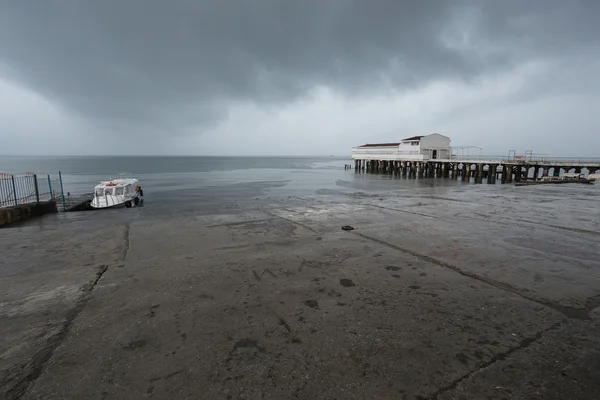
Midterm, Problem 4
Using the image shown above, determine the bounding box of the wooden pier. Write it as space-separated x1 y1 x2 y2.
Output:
351 157 600 184
352 135 600 184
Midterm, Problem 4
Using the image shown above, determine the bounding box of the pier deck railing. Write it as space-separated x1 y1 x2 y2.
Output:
0 173 63 209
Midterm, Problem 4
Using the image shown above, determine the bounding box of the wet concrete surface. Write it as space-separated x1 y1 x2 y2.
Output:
1 184 600 399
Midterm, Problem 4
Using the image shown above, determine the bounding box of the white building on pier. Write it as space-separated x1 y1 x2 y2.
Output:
352 133 451 161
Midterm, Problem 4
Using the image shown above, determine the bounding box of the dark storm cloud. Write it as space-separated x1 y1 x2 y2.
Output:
0 0 598 131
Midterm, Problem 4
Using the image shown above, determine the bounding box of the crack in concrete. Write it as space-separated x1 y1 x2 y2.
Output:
275 315 292 333
428 320 564 399
352 232 591 320
122 223 130 261
4 264 110 400
266 212 319 234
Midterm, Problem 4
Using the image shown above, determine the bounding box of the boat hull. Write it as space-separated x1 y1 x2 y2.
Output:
90 194 141 209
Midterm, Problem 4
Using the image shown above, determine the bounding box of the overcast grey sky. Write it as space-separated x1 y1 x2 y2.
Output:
1 0 599 156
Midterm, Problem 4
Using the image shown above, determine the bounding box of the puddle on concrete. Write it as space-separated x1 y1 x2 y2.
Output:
504 237 599 262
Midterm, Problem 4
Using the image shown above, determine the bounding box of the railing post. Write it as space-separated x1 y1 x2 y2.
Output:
59 171 66 211
33 174 40 204
11 175 18 207
48 175 53 200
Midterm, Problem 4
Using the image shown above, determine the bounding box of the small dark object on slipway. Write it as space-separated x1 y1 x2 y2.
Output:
341 225 354 231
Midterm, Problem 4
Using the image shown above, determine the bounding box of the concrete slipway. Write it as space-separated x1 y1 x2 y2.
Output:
1 184 600 399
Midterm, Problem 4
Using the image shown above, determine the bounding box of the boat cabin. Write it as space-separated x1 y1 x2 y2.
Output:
94 182 135 198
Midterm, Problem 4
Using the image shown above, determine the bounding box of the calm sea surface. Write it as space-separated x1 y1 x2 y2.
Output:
2 155 598 218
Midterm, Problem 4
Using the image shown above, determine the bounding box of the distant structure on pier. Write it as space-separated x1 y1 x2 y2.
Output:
351 133 600 184
354 133 451 161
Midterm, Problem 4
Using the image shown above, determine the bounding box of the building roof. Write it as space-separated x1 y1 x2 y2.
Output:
358 143 401 148
401 135 425 141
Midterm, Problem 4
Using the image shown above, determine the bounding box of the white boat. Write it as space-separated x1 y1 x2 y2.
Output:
91 178 143 209
588 174 600 183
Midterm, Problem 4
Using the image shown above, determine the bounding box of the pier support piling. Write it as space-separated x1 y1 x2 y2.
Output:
474 164 483 183
487 165 497 184
443 163 450 178
461 164 469 182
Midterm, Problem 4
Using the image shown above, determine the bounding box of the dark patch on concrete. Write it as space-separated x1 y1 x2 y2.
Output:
340 278 356 287
147 304 160 317
304 300 319 309
456 352 469 365
149 369 184 383
385 266 401 271
504 237 600 261
123 339 148 350
410 285 421 290
276 316 292 333
232 339 263 353
391 274 401 279
224 374 245 381
419 272 427 277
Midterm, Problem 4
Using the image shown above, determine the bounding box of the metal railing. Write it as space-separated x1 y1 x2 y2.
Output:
502 156 600 164
0 172 63 209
